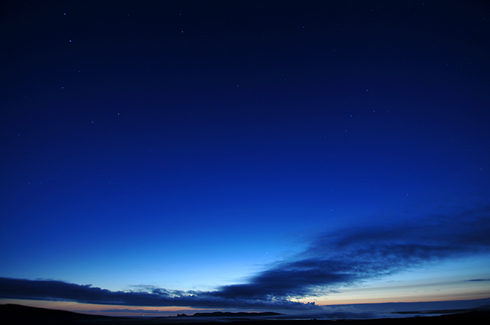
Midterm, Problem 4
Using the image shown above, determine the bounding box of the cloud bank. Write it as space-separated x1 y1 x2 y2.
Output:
210 204 490 302
0 277 316 310
1 204 489 309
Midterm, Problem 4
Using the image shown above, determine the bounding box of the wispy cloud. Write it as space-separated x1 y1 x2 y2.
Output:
1 205 489 309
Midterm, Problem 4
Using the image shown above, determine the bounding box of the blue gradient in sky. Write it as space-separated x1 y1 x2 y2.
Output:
1 0 489 314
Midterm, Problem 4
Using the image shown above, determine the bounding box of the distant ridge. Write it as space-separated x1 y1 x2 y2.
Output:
179 311 282 317
2 303 490 325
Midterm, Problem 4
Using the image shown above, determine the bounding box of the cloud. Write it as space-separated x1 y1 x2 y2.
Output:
1 204 489 309
0 277 319 310
211 204 490 300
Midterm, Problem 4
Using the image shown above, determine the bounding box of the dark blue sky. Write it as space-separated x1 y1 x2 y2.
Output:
1 0 490 316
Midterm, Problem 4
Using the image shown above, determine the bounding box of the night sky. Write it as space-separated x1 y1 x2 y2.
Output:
1 0 490 317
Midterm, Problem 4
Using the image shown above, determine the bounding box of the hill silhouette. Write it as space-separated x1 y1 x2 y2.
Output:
0 303 126 324
2 303 490 325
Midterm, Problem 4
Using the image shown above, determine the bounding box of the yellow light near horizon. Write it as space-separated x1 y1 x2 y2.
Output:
306 279 490 306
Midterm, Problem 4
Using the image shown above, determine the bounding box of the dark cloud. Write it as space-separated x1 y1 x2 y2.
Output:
1 205 489 308
0 277 319 310
210 204 490 300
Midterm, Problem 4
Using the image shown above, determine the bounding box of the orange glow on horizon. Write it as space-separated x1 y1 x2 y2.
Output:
0 299 208 316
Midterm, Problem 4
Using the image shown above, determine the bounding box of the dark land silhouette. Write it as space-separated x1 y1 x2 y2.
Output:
1 304 490 325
